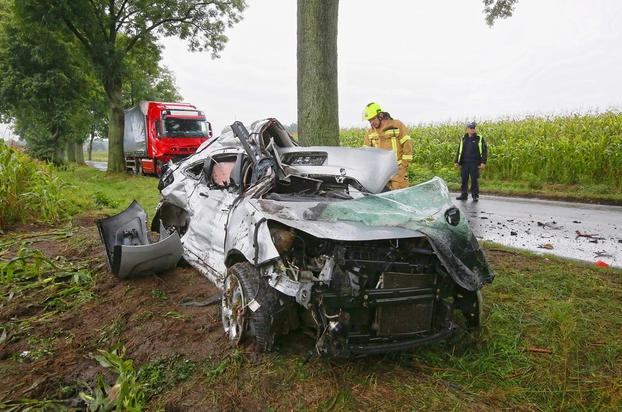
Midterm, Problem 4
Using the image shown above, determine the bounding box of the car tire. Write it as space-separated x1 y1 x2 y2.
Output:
221 262 278 352
464 290 484 329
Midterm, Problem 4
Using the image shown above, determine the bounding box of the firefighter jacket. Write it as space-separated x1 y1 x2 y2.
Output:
363 118 413 190
455 133 488 165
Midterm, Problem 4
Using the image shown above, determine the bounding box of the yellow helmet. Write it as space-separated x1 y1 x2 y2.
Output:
362 102 383 121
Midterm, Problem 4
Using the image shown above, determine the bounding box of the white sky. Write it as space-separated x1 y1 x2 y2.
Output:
161 0 622 133
2 0 621 140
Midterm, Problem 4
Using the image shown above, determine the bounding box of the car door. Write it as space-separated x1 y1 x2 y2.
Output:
180 153 240 285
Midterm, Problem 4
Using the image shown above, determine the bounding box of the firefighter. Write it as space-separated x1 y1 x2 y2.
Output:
362 102 413 190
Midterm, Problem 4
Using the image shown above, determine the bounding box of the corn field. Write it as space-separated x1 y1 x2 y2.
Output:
340 110 622 187
0 141 70 230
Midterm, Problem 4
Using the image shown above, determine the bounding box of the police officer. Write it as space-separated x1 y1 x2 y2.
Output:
362 102 413 190
454 122 487 201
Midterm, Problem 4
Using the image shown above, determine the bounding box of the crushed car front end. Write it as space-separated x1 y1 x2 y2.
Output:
106 117 494 358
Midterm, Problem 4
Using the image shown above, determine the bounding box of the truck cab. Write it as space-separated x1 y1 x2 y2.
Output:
124 101 213 176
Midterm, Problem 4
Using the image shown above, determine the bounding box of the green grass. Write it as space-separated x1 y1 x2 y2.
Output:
341 109 622 205
88 151 108 162
1 130 622 411
55 165 162 218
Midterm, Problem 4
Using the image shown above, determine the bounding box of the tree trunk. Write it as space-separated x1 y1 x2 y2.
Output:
75 140 85 165
105 80 126 172
66 140 77 163
297 0 340 146
88 125 95 161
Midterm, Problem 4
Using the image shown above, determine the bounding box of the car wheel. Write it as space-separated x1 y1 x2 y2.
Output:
221 262 278 352
463 290 484 329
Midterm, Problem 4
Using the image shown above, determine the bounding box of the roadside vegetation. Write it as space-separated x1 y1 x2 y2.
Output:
342 109 622 205
1 113 621 410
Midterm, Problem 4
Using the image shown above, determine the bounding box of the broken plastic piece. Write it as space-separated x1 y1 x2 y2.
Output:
594 260 609 267
97 200 183 279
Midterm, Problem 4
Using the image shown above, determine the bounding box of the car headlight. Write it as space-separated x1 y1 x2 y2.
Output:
270 227 295 253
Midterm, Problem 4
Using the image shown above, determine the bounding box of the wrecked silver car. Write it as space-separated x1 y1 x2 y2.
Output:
103 118 494 358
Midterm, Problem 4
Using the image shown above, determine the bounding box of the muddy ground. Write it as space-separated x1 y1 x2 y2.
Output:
0 213 572 411
0 214 237 409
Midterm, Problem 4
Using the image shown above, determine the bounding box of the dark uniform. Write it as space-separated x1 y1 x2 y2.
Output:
454 130 487 200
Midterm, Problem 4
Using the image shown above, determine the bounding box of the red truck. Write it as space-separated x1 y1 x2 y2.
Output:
123 101 212 176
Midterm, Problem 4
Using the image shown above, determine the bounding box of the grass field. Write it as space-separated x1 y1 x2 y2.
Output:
0 145 620 410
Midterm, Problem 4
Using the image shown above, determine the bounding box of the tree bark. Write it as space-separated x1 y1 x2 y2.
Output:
75 139 85 165
105 79 126 172
297 0 340 146
66 140 76 163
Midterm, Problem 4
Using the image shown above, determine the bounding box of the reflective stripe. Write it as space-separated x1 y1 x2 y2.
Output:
391 137 397 157
368 132 379 138
457 136 483 161
372 140 378 148
397 159 403 165
400 135 411 144
402 154 412 160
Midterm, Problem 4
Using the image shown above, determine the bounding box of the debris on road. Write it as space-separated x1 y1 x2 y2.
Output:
537 243 554 249
594 251 614 258
595 260 610 267
575 230 599 238
537 221 563 230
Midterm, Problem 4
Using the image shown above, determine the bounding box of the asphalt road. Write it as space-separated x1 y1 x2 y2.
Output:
453 194 622 269
85 160 107 171
84 161 621 269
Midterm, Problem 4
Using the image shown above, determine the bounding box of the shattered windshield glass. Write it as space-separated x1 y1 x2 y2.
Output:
317 177 495 290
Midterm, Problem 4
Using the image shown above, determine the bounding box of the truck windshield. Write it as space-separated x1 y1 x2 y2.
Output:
162 118 210 138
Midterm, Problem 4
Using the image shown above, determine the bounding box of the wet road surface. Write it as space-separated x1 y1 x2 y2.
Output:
85 160 107 171
453 194 622 269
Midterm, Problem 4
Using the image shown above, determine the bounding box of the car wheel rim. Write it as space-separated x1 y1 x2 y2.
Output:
222 273 246 344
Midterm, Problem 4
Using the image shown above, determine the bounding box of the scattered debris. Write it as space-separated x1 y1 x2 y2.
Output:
595 251 614 258
510 231 518 236
181 293 222 306
522 347 552 354
537 221 563 230
537 243 554 250
575 230 598 238
595 260 610 268
575 230 604 240
573 220 581 224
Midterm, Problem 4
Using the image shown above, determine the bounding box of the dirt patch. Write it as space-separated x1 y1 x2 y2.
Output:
0 214 231 406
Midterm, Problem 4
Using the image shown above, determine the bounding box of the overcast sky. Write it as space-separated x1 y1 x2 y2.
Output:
2 0 620 140
161 0 622 133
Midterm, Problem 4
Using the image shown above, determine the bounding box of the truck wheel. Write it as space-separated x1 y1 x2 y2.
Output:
136 159 143 175
221 262 278 352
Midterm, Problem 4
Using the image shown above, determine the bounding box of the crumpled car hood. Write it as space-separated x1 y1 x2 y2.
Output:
254 177 494 291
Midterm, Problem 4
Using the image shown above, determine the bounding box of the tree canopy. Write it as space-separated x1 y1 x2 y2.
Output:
13 0 247 171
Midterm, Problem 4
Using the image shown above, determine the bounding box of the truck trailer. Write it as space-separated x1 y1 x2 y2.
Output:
123 101 212 176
